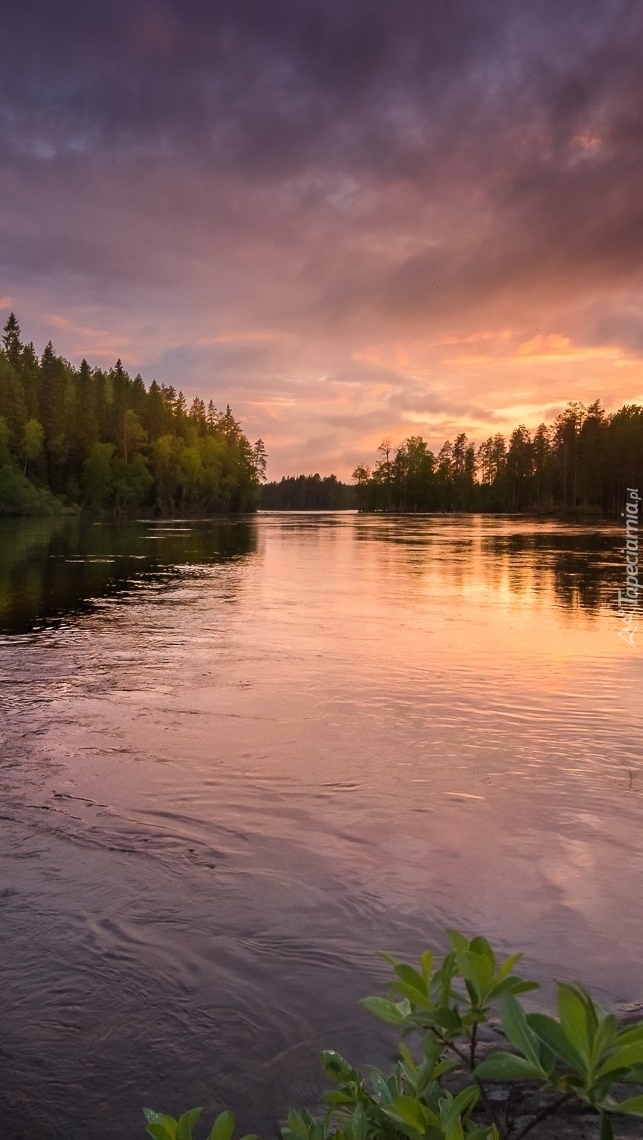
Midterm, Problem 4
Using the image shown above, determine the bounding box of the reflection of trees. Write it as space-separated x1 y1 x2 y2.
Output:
0 517 69 631
0 518 257 633
354 517 618 616
551 539 619 615
479 531 618 615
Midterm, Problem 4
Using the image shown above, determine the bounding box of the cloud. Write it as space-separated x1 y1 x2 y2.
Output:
1 0 643 475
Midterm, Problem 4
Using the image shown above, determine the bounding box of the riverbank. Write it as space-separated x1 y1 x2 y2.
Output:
441 1012 643 1140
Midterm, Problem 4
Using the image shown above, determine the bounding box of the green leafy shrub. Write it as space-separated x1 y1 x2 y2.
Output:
145 931 643 1140
144 1107 258 1140
0 461 73 515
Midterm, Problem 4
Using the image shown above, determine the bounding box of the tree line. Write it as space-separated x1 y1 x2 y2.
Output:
259 473 356 510
0 313 267 515
352 400 643 515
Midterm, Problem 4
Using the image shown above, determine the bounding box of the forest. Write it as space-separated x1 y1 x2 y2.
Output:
3 310 642 519
0 314 266 516
353 401 643 515
259 473 356 510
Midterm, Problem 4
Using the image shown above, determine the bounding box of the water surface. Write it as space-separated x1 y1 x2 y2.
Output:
1 513 641 1139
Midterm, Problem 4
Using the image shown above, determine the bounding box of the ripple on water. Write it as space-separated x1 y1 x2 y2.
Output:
0 515 641 1140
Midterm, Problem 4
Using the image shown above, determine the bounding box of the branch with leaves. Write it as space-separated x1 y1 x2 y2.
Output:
145 931 643 1140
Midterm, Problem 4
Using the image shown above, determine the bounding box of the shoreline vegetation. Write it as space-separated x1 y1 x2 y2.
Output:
0 314 266 517
145 930 643 1140
2 314 642 519
260 399 643 517
351 406 643 516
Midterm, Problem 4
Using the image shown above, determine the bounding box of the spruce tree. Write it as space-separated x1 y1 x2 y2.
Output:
2 313 23 370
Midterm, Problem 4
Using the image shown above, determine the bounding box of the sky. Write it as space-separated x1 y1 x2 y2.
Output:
2 0 643 479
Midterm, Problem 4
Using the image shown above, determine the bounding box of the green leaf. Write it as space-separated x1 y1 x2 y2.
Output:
391 981 433 1009
387 1095 437 1133
143 1110 178 1140
488 977 539 1000
447 930 470 953
322 1091 356 1107
456 952 494 1001
145 1124 176 1140
431 1005 463 1033
464 979 480 1007
394 963 430 994
607 1094 643 1115
360 996 407 1024
348 1103 367 1140
321 1051 357 1081
469 937 495 969
527 1012 585 1073
412 1063 437 1097
499 994 544 1070
591 1013 618 1064
557 984 591 1070
144 1110 170 1123
615 1024 643 1047
475 1052 545 1082
420 950 434 982
434 952 458 1007
433 1059 458 1080
398 1044 418 1071
494 952 523 981
441 1085 479 1125
178 1108 203 1140
369 1067 394 1104
510 980 540 995
208 1111 234 1140
598 1042 643 1079
286 1109 310 1139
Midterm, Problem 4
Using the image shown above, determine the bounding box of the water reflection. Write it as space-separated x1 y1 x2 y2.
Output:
0 512 640 1140
0 514 622 635
480 527 619 614
0 517 257 633
351 514 620 615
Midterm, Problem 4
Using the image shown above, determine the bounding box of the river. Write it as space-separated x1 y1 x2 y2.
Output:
0 512 641 1139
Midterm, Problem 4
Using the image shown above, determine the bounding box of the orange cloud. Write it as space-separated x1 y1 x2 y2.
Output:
516 334 625 363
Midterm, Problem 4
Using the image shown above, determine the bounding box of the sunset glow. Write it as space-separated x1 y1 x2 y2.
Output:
2 0 642 477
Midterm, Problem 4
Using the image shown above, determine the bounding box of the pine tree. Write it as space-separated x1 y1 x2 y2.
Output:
2 313 23 370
